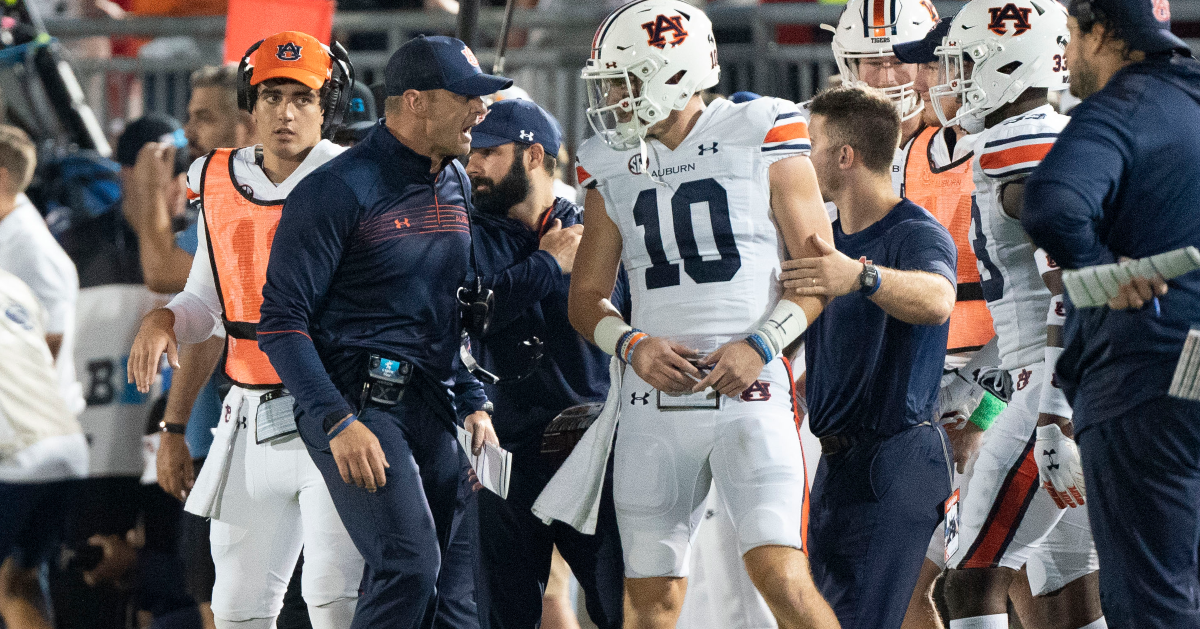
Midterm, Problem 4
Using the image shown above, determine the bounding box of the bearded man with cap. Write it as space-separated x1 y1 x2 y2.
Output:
464 98 627 629
256 35 508 628
1021 1 1200 625
128 31 364 629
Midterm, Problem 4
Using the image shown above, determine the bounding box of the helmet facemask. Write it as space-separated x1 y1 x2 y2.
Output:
834 46 924 121
583 58 670 152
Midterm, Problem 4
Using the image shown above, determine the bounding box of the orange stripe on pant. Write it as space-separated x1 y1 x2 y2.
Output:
959 435 1041 569
782 357 810 554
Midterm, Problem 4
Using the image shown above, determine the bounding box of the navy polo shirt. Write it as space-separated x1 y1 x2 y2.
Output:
805 199 956 438
259 121 481 430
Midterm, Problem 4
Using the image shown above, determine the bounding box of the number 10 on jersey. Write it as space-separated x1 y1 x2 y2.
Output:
632 178 742 289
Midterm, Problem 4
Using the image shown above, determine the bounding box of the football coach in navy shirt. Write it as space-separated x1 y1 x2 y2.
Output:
782 86 956 629
464 99 627 629
258 35 510 628
1022 1 1200 625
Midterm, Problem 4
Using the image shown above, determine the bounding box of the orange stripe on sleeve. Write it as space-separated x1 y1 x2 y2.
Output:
764 121 810 144
576 164 592 183
979 142 1053 171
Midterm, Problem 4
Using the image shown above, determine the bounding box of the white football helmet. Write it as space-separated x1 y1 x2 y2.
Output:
582 0 719 151
930 0 1070 133
825 0 939 121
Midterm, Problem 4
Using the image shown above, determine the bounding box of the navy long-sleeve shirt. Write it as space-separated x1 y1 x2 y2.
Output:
469 198 630 450
258 121 486 431
1023 55 1200 430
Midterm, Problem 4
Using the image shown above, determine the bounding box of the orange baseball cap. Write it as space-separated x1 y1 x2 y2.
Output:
249 31 332 90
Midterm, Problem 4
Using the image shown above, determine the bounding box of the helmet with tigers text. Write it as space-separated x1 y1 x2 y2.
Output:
825 0 940 121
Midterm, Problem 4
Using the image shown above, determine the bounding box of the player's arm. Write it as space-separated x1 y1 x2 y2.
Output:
785 229 955 325
569 188 701 394
694 154 832 397
130 142 194 293
156 334 223 501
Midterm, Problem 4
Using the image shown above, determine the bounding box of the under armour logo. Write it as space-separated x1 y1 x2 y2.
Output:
630 392 650 405
1042 448 1060 470
606 61 618 69
698 142 718 155
395 218 410 229
519 130 535 142
237 416 248 430
276 42 302 61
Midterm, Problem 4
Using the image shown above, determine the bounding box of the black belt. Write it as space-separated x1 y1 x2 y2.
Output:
818 432 871 455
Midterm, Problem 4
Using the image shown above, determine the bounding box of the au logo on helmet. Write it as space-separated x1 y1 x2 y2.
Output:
987 4 1033 35
641 14 688 49
276 42 302 61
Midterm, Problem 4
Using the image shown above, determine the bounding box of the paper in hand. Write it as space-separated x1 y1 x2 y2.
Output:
457 426 513 499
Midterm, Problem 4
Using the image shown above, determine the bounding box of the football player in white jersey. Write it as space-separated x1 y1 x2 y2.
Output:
929 3 1105 629
568 1 839 628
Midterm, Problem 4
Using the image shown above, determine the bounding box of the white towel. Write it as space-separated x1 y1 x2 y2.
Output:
532 357 623 535
185 390 242 519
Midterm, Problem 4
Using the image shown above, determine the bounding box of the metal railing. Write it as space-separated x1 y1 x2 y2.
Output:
43 3 1200 154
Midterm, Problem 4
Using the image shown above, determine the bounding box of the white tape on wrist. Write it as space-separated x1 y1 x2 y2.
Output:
1039 347 1073 419
1063 246 1200 308
1046 294 1066 327
1034 248 1059 278
755 300 809 357
593 316 632 356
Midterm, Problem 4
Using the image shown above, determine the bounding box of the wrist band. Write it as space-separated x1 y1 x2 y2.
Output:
327 415 357 440
594 316 633 356
744 333 773 364
623 332 649 364
158 420 187 435
1046 294 1066 327
969 392 1004 430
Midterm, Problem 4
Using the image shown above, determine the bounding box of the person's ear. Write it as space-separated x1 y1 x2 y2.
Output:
526 143 545 173
838 145 855 170
405 90 428 118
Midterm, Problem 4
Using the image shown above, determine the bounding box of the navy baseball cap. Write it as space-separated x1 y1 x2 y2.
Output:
116 113 189 174
1069 0 1189 54
385 35 513 97
471 99 563 157
894 18 954 64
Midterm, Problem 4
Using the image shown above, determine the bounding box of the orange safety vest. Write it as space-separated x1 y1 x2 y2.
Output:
201 148 283 388
904 127 995 353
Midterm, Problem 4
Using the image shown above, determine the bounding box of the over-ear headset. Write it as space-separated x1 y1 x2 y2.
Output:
236 38 356 138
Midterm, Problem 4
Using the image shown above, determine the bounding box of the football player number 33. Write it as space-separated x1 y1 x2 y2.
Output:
633 178 741 289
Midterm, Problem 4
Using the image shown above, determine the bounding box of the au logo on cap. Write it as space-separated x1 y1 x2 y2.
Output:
276 42 302 61
462 46 481 69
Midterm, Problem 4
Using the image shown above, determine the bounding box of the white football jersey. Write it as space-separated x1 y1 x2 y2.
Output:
576 97 811 342
970 104 1069 370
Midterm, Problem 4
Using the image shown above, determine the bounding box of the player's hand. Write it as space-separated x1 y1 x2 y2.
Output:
629 336 702 394
693 339 767 398
540 219 585 274
128 308 179 394
1107 256 1168 310
942 413 985 474
81 534 138 587
329 418 390 492
1035 422 1086 508
464 410 498 456
781 234 863 298
156 430 195 501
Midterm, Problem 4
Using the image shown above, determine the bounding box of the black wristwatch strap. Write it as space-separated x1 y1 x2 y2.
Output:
159 420 187 435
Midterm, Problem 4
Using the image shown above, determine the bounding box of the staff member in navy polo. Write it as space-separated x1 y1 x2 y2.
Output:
1022 0 1200 624
464 99 627 629
257 35 511 629
782 87 956 629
